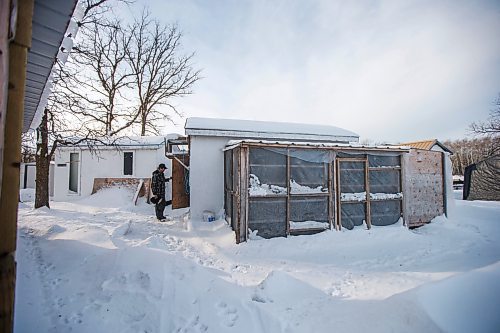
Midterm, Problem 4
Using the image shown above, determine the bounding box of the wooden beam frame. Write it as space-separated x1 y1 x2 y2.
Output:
1 1 34 332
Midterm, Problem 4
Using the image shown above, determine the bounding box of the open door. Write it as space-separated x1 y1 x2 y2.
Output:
166 137 190 209
172 154 190 209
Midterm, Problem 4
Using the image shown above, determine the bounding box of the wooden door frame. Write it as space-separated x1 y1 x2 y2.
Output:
335 157 371 230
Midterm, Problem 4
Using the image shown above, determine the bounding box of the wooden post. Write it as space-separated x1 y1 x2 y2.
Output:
328 151 334 230
364 158 371 229
1 1 34 332
441 152 447 217
400 153 407 226
335 159 342 230
286 150 290 236
240 146 249 242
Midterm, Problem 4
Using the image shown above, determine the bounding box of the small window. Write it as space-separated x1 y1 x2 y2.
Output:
124 152 133 175
69 153 79 193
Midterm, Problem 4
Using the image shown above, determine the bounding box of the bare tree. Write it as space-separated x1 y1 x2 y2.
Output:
61 21 137 136
469 94 500 136
34 3 201 208
34 0 133 208
127 12 201 136
21 131 36 163
444 137 499 175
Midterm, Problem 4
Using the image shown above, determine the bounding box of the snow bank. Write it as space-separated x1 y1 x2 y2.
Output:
14 188 500 332
19 188 35 202
340 192 403 201
418 262 500 333
77 187 136 208
341 192 366 201
290 180 327 194
370 192 403 200
249 174 286 196
290 221 329 230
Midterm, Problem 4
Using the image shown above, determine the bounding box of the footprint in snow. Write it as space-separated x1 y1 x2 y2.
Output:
176 315 208 333
216 301 239 327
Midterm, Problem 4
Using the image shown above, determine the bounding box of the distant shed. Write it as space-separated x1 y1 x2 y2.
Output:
463 155 500 201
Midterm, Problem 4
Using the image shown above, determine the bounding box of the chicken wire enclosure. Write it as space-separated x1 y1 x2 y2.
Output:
337 154 403 229
224 142 408 243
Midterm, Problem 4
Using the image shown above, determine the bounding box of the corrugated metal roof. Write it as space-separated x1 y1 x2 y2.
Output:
22 0 78 132
399 139 453 154
399 139 437 150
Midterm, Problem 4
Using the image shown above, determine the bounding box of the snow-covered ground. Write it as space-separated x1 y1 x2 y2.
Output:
14 188 500 333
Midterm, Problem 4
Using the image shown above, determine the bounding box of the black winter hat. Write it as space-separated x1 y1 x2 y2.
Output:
158 163 167 169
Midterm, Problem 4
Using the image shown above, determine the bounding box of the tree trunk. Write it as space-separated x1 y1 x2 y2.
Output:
35 109 50 209
140 112 146 136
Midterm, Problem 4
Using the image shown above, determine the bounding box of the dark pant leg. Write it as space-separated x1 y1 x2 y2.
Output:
155 198 166 219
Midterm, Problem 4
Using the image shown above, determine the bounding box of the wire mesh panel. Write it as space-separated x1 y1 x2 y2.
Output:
249 148 287 194
248 197 287 238
369 169 400 194
340 202 366 229
290 150 329 194
368 154 402 226
370 200 401 226
338 159 368 229
289 197 329 230
368 155 400 168
339 161 366 194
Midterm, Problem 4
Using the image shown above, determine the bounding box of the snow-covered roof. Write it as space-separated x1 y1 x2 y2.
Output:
224 139 410 152
185 117 359 143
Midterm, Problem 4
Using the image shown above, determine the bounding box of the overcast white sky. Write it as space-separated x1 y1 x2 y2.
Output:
126 0 500 143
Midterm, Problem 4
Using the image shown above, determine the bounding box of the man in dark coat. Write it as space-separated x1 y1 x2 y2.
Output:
151 163 172 221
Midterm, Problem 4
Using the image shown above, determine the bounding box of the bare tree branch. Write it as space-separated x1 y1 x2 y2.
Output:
469 93 500 137
126 11 201 135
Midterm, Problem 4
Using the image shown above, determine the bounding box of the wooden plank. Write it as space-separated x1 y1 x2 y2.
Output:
133 179 144 205
1 2 34 332
364 158 371 229
441 152 447 217
91 177 150 197
336 159 342 230
328 151 334 230
234 148 240 242
401 153 407 226
239 147 249 243
172 154 190 209
0 0 10 199
0 254 15 333
286 150 291 236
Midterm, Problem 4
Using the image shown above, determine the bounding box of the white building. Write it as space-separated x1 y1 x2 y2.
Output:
53 136 172 201
184 117 360 221
19 162 55 196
